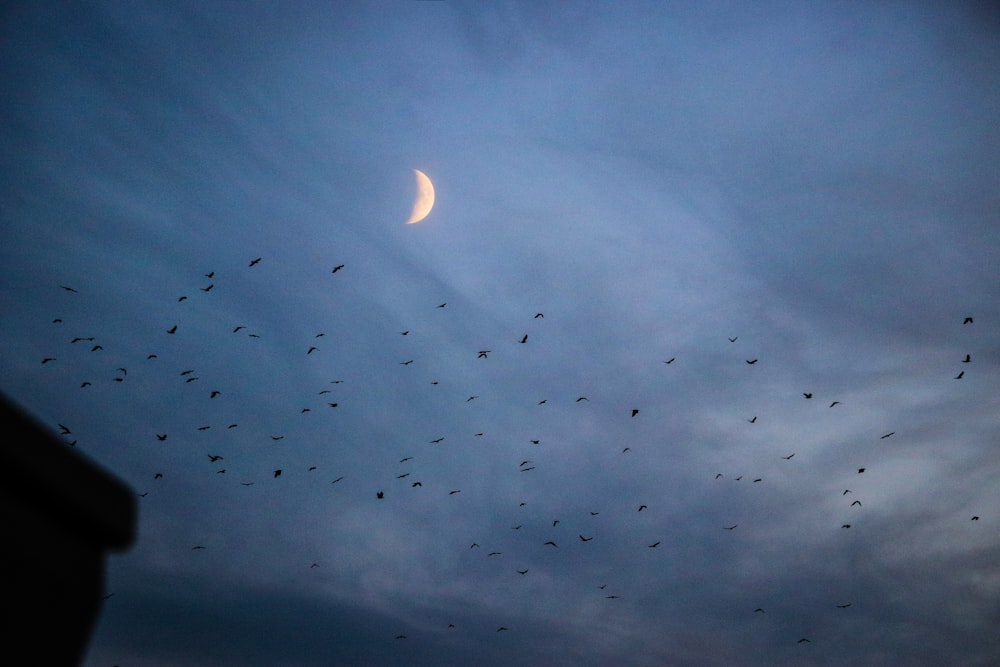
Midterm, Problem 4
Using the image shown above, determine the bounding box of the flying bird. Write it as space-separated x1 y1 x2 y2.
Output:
781 453 795 460
880 432 895 439
377 491 384 499
331 264 344 273
803 393 813 399
836 603 852 608
58 424 71 435
517 569 529 575
579 535 593 542
208 454 222 462
478 350 490 358
962 354 971 363
307 346 318 354
954 371 964 379
842 524 851 529
544 541 558 548
200 284 213 292
648 541 660 548
331 477 344 484
448 490 461 495
715 473 723 479
167 325 177 334
576 397 589 402
156 433 167 441
534 313 544 318
797 638 811 644
754 608 766 613
724 525 738 530
747 416 757 423
400 360 414 365
79 381 92 388
41 357 56 364
746 359 758 364
249 257 261 266
519 334 528 343
60 285 79 293
753 478 762 483
631 409 640 417
971 516 979 521
829 401 841 407
963 316 973 324
858 468 866 473
273 470 282 478
851 500 861 507
437 303 446 308
638 505 647 512
728 337 738 342
664 358 675 364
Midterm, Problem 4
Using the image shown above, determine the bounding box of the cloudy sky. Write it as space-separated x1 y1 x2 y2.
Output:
2 2 999 665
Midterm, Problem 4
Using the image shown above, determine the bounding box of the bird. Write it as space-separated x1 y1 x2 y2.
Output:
851 500 861 507
880 432 895 439
273 470 282 478
154 473 163 479
156 433 167 441
590 511 599 516
724 524 738 530
331 264 344 273
576 396 589 402
955 371 964 379
520 467 535 472
430 437 444 443
631 409 640 417
746 359 758 364
400 360 414 365
396 473 409 479
233 325 246 333
249 257 261 266
400 330 409 335
400 456 413 463
208 454 223 462
530 439 540 444
58 424 71 435
579 535 593 542
648 541 660 548
271 435 284 440
448 490 461 495
89 344 103 351
858 468 866 473
376 491 384 499
496 627 508 632
210 391 221 398
537 399 547 405
782 453 795 460
753 478 762 483
466 395 478 402
200 284 214 292
517 569 529 575
331 477 344 484
748 416 757 423
842 524 851 529
606 595 621 599
41 357 56 364
478 350 490 358
178 295 188 302
971 516 979 520
664 357 675 364
797 638 811 644
963 316 973 324
70 337 94 343
470 543 479 548
829 401 841 407
511 525 522 530
192 545 206 550
843 489 852 495
60 285 79 293
754 608 766 613
519 334 528 343
395 635 406 640
488 551 502 557
167 325 177 334
728 336 738 342
962 354 971 363
836 603 852 608
715 473 723 479
552 519 560 526
638 505 647 512
534 313 544 318
307 346 318 354
543 541 558 548
803 392 812 399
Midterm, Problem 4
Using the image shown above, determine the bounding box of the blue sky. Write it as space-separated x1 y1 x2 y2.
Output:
2 2 999 665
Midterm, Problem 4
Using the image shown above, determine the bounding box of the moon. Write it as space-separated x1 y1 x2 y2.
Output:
406 169 435 224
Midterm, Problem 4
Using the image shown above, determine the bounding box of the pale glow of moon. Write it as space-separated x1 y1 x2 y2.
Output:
406 169 435 224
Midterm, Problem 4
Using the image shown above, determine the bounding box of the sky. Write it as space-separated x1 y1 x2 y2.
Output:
2 1 999 665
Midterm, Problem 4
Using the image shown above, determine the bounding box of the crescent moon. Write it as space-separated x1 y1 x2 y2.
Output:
406 169 435 224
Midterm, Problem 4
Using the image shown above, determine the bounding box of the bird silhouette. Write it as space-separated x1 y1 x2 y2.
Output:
971 516 979 520
576 397 589 402
331 264 344 273
782 453 795 460
331 477 344 484
60 285 79 293
797 638 811 644
156 433 167 441
851 500 861 507
754 608 766 613
880 432 895 439
748 416 757 423
963 316 973 324
496 627 508 632
836 603 852 608
544 541 558 548
41 357 56 364
249 257 261 266
167 325 177 334
200 284 213 292
728 337 738 342
962 354 971 363
858 468 866 473
829 401 841 407
664 357 675 364
208 454 222 462
638 505 647 512
954 371 964 379
377 491 384 499
449 490 461 495
725 525 738 530
715 473 723 479
400 360 414 365
753 478 762 483
631 409 640 417
746 359 758 364
534 313 544 318
648 541 660 548
478 350 490 358
437 303 446 308
517 569 529 575
519 334 528 343
803 392 812 399
579 535 593 542
273 470 282 478
842 524 851 528
307 346 318 354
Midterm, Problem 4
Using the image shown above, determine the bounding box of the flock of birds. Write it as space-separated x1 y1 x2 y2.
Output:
32 258 987 659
